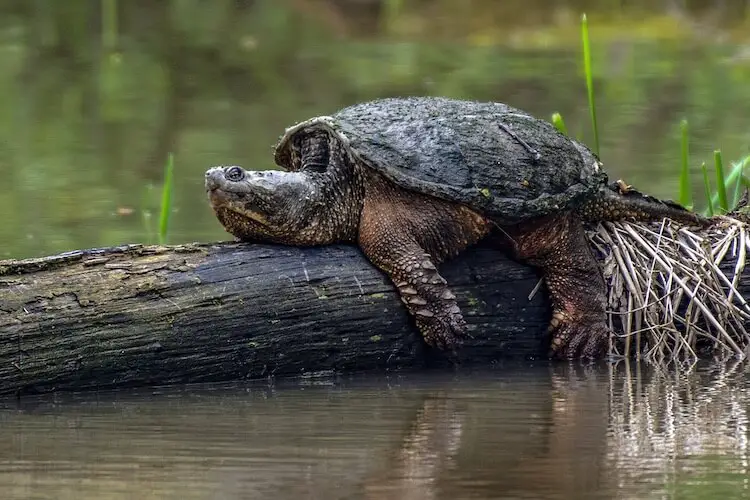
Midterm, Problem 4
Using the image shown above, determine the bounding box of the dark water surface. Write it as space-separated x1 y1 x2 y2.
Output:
1 1 749 259
1 362 748 499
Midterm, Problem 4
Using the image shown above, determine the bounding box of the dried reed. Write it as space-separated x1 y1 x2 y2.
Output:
586 216 750 363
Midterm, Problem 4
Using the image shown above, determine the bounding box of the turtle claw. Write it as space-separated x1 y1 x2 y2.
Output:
548 318 609 360
417 301 468 352
389 256 468 352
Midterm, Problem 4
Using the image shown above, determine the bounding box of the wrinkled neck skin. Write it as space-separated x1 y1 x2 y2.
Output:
212 160 365 247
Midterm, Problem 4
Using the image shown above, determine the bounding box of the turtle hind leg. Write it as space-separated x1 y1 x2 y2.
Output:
505 213 611 359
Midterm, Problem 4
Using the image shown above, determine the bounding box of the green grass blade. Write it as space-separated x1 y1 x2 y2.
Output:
551 112 568 135
678 119 692 208
713 150 728 213
581 14 599 157
158 153 175 245
711 154 750 210
701 162 714 217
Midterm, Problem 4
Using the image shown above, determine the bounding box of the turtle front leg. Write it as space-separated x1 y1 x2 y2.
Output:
507 213 611 359
357 172 490 350
359 231 467 350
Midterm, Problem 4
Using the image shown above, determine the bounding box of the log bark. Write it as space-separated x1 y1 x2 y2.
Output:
0 242 551 396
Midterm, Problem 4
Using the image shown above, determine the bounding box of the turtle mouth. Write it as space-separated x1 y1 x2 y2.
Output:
207 187 271 227
206 185 230 206
213 205 276 242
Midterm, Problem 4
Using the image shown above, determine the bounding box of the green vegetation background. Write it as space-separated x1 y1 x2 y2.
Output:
0 0 749 258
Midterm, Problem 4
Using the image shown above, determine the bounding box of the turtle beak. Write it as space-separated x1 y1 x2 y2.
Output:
205 167 225 192
205 165 252 209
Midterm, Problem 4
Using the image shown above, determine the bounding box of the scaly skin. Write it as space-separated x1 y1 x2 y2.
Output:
579 183 708 226
206 131 712 359
208 132 363 246
506 213 610 358
358 172 489 351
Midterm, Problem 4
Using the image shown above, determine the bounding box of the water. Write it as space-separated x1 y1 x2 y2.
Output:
1 362 748 499
1 1 749 259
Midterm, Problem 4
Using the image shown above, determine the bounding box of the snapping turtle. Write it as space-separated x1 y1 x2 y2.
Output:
205 97 707 359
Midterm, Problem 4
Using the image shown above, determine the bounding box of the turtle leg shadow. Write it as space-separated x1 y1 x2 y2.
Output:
501 213 611 359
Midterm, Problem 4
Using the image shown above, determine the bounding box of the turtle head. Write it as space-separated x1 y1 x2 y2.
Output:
206 128 365 245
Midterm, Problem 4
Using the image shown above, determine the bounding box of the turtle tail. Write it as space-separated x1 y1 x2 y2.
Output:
578 181 711 227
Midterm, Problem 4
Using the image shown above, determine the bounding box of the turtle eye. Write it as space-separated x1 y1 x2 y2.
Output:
225 166 244 182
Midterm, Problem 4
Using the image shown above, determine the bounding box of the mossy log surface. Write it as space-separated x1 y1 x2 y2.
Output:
0 242 551 396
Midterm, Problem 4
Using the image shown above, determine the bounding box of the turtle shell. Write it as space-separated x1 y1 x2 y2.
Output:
274 97 607 222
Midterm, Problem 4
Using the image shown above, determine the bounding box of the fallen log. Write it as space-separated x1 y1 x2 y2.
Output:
2 218 749 397
0 242 551 396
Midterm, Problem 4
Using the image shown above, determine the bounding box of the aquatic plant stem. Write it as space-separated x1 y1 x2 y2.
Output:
581 14 599 157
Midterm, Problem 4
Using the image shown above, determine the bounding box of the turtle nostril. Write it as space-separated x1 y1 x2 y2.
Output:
226 166 244 182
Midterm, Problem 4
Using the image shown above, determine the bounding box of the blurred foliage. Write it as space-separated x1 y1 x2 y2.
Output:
0 0 749 258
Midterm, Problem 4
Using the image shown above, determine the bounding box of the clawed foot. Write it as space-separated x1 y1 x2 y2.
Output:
394 265 468 352
414 299 468 351
547 312 610 359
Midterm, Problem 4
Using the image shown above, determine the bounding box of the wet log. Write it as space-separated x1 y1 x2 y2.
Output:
0 242 550 396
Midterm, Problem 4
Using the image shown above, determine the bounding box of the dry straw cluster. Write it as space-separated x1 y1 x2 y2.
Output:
587 216 750 363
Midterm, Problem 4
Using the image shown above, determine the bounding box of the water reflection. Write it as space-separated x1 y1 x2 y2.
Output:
1 362 748 499
361 394 466 500
607 360 750 499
